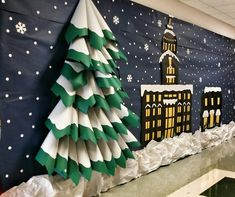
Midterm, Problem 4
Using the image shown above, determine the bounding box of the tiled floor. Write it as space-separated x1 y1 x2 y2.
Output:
101 137 235 197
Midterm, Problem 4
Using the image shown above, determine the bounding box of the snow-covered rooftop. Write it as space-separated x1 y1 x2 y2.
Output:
204 87 222 93
159 50 180 63
141 84 193 96
164 29 176 37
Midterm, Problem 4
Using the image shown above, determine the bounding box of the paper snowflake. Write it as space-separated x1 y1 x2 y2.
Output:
15 22 27 34
186 49 190 55
127 74 132 82
113 16 119 25
157 20 162 27
144 43 149 51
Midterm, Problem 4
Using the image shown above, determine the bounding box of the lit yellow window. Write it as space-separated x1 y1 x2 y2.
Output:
153 108 156 116
172 68 175 74
146 95 150 102
187 115 190 121
157 119 161 127
158 95 162 101
217 97 220 105
153 95 156 102
166 108 169 117
152 120 155 128
210 114 214 127
204 117 208 126
187 93 191 99
158 108 161 115
205 98 208 106
178 106 182 113
216 115 220 124
169 94 172 98
169 107 173 117
145 133 150 141
164 43 167 50
167 67 171 74
178 93 181 100
183 115 186 121
152 132 155 139
145 121 150 129
184 93 186 99
186 124 190 131
187 105 190 112
157 131 161 138
173 94 177 97
167 129 172 138
184 106 186 112
177 116 181 123
168 119 172 127
211 98 214 106
178 126 181 133
172 78 175 83
145 108 150 117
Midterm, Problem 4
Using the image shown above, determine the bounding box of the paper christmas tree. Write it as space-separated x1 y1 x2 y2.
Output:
35 0 140 185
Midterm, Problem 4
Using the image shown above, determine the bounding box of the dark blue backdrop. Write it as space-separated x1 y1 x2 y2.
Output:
0 0 235 191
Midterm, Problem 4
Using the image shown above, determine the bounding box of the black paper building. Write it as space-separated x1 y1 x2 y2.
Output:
200 87 222 131
141 85 193 146
162 16 177 54
159 16 179 84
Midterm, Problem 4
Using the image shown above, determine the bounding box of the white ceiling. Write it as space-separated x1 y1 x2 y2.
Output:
179 0 235 27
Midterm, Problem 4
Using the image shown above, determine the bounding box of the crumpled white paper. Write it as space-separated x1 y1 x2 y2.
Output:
2 121 235 197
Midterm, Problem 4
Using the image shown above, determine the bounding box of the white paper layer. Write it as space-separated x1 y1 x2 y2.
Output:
3 121 235 197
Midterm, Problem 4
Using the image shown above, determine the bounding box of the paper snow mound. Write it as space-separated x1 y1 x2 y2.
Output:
2 121 235 197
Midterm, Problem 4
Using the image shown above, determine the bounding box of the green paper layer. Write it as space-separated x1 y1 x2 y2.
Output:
79 164 92 181
122 111 140 127
45 119 78 141
65 24 116 50
96 76 121 89
91 160 110 175
51 82 75 106
122 148 135 159
54 154 68 178
67 49 91 68
107 48 127 61
115 151 126 168
35 148 55 175
68 158 81 185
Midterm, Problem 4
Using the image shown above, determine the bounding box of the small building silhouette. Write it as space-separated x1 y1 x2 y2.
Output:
201 87 222 131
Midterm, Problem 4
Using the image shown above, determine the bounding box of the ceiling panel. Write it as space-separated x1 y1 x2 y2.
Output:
179 0 235 27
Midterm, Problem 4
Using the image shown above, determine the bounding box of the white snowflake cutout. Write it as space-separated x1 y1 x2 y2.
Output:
113 16 119 25
203 38 206 43
127 74 132 82
157 19 162 27
15 22 27 34
144 43 149 51
186 49 190 55
199 77 202 83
